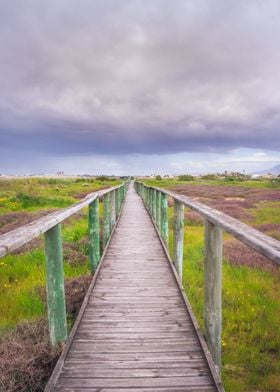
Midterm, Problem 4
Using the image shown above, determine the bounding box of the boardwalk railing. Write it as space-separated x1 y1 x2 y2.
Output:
135 181 280 370
0 182 129 346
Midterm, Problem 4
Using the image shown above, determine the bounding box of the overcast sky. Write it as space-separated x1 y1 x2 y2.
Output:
0 0 279 175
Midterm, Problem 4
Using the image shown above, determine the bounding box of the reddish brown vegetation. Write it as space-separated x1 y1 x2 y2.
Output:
0 275 91 392
185 211 204 225
224 239 279 272
172 184 280 222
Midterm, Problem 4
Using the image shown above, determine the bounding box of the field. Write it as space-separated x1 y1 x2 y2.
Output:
144 177 280 392
0 176 279 391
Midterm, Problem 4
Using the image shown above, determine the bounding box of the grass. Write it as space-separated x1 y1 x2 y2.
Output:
0 177 120 213
144 177 280 190
0 178 112 331
161 178 280 392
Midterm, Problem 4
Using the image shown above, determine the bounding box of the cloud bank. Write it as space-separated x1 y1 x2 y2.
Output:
0 0 280 169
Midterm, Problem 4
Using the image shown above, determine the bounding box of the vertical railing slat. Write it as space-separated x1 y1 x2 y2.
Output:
89 197 100 273
44 224 67 346
110 190 116 231
173 200 184 278
156 190 161 229
204 219 223 371
161 192 169 246
103 193 111 249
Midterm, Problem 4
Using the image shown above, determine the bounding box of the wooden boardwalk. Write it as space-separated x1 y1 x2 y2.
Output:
47 185 221 391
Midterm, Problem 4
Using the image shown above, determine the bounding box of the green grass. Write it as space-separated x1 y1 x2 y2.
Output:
253 202 280 225
0 216 91 331
164 204 280 392
0 178 112 331
0 177 120 213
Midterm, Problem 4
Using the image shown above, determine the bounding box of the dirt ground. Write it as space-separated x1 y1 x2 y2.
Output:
0 275 91 392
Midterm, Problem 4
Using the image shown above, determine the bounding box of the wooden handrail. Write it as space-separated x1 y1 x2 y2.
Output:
137 183 280 265
135 181 280 373
0 181 129 346
0 185 123 258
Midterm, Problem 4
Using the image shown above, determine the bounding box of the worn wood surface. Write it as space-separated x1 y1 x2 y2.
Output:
47 184 221 391
44 224 68 346
89 198 100 273
204 219 222 370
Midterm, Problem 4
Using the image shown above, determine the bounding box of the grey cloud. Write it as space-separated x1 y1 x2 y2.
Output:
0 0 280 164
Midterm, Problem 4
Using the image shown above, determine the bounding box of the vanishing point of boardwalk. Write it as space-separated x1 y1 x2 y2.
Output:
46 184 220 391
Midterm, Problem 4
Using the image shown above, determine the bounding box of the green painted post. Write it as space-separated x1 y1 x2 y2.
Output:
204 219 222 371
161 193 169 246
89 198 100 273
144 186 147 206
115 188 120 218
44 224 67 346
110 190 116 231
103 193 111 248
156 190 161 229
152 189 157 220
149 188 152 213
173 200 184 278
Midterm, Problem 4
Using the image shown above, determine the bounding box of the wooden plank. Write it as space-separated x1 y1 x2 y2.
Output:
56 376 214 388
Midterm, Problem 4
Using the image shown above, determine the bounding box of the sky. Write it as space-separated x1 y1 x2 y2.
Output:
0 0 279 175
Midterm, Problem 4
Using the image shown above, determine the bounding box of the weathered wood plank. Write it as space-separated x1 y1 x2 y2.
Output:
44 224 67 346
88 197 100 273
204 219 222 371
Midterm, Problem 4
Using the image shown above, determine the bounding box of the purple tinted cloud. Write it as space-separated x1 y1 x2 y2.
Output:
0 0 280 164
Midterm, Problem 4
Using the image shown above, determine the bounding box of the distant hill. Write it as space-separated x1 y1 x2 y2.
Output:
254 164 280 176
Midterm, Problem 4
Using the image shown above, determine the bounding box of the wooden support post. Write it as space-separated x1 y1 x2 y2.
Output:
110 190 116 231
173 200 184 278
89 198 100 273
44 224 67 346
161 193 169 246
156 190 161 229
204 219 222 371
103 193 111 248
152 189 157 220
115 188 120 218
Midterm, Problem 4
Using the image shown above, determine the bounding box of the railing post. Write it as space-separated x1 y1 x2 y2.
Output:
156 190 161 229
204 219 222 371
103 193 111 248
161 193 169 246
152 189 157 220
115 188 120 218
110 190 116 231
89 197 100 273
44 224 67 346
173 200 184 278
